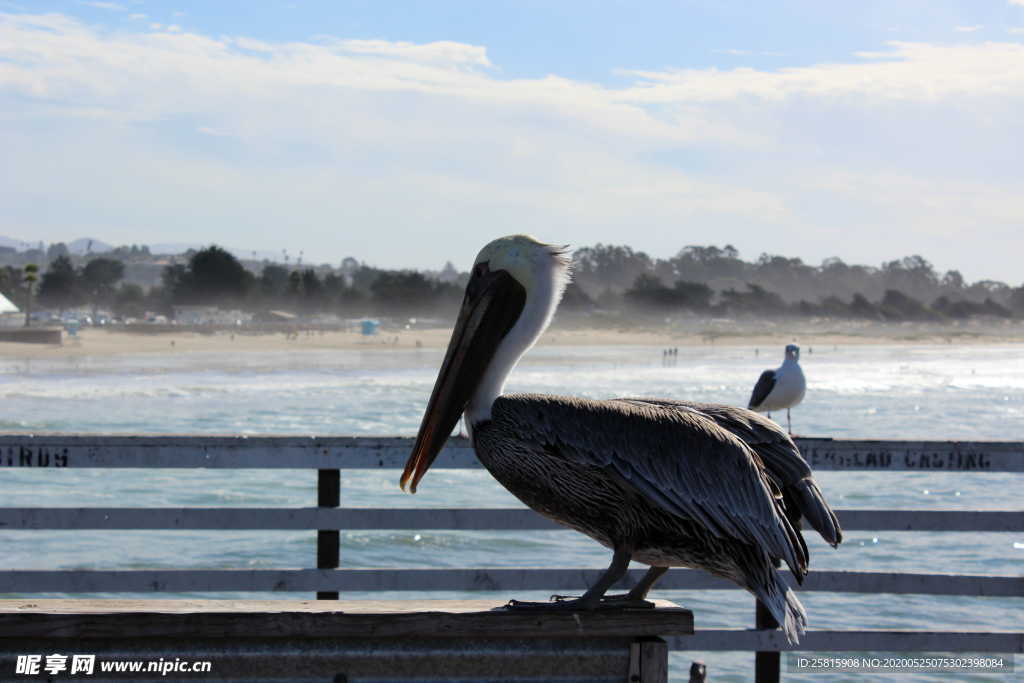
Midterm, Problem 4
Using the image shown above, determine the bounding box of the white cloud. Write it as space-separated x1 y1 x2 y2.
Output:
197 126 229 136
617 41 1024 103
333 39 493 67
79 1 125 10
1008 27 1024 34
0 13 1021 280
954 25 982 32
715 49 786 57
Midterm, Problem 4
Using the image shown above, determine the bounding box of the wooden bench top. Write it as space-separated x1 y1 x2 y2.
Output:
0 599 693 639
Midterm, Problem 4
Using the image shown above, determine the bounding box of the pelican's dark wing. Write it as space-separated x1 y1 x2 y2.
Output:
748 370 776 409
493 394 809 580
616 398 842 547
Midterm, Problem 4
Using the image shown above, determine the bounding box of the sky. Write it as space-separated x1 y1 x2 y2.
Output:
1 1 1022 282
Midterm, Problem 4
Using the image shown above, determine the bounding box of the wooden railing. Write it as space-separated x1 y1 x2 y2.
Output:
1 434 1022 680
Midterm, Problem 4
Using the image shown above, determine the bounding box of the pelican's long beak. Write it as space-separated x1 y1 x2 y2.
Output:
400 265 526 493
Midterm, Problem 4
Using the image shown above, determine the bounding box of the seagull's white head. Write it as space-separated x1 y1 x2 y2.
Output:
401 235 571 493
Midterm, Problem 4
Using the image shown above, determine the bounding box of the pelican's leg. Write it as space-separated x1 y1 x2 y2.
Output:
603 565 669 602
506 546 646 610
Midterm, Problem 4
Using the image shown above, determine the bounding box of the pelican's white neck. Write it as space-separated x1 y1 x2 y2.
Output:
465 266 566 428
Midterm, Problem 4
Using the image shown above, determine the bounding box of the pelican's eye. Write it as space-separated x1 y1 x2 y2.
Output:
465 261 490 299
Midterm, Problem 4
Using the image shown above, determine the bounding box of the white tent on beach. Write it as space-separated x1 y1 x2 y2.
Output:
0 291 18 314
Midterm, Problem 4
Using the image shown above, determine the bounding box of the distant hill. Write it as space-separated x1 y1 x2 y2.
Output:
68 238 113 254
148 242 204 255
0 235 114 253
0 235 284 263
147 243 281 262
0 234 35 250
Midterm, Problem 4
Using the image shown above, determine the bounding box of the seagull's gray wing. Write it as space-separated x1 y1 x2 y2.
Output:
616 398 842 547
494 394 809 580
748 370 776 409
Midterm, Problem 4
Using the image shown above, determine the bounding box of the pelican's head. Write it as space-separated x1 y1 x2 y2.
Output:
785 344 800 361
400 235 571 493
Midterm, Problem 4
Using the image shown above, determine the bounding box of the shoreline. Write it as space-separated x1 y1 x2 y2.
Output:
1 323 1023 360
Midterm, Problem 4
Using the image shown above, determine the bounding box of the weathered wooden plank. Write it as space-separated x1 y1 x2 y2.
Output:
0 435 1021 471
0 598 679 614
0 599 692 639
792 570 1023 596
671 629 1024 653
796 438 1024 472
831 509 1024 532
1 507 1020 532
0 435 451 470
0 569 1018 596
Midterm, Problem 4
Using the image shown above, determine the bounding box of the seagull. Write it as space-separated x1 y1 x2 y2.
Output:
400 236 840 644
748 344 806 435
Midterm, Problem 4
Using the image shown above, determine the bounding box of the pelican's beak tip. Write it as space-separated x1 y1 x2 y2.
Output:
399 470 418 494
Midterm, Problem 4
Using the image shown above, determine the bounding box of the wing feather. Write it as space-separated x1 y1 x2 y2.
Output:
615 398 842 547
748 370 776 410
495 395 808 578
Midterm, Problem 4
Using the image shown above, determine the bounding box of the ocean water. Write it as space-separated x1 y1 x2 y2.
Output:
1 341 1021 682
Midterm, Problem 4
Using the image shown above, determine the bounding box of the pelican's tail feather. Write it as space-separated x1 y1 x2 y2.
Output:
780 585 808 645
791 478 843 547
751 569 807 645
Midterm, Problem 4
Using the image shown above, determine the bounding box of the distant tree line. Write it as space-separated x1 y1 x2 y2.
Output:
1 256 126 318
576 244 1024 320
157 246 468 317
2 242 1023 323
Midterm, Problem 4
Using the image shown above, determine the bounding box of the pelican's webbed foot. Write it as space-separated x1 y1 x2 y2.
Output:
502 597 595 611
594 593 657 609
502 595 655 611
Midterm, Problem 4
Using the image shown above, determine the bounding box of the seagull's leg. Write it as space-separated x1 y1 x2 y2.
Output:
787 408 792 435
506 546 644 610
602 565 669 603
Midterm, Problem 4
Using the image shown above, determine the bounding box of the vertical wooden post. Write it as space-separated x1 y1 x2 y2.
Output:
754 599 780 682
755 551 783 682
628 637 668 683
317 469 340 600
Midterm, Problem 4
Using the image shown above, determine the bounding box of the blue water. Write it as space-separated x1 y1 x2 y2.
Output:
1 342 1021 682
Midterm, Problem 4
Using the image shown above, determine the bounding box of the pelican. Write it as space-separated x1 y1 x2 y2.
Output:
401 236 841 643
748 344 806 434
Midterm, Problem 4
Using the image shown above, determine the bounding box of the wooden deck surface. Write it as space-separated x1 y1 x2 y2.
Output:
0 599 693 639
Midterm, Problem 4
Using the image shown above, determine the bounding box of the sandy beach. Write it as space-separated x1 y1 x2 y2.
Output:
1 319 1022 360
